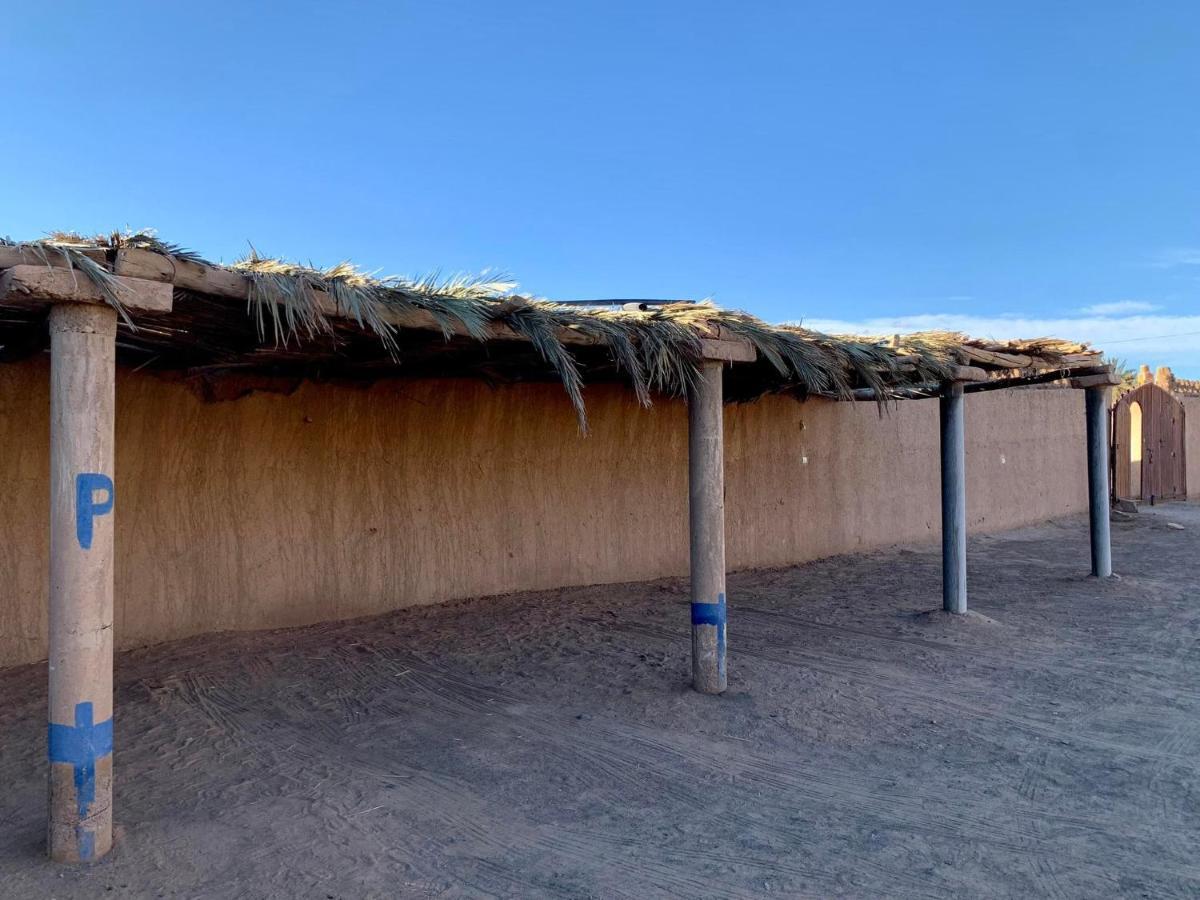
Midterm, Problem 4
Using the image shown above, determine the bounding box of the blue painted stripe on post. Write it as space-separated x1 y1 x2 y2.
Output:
691 593 727 626
78 828 95 861
48 702 113 820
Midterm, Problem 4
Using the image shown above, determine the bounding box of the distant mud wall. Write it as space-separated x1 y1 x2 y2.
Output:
1183 397 1200 497
0 359 1089 666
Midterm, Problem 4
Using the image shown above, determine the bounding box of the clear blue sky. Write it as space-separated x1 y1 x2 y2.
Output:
3 1 1198 374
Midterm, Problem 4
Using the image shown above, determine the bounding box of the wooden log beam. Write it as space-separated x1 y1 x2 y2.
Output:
959 345 1102 372
115 248 596 343
699 338 756 363
0 266 173 313
846 386 940 401
112 248 237 294
4 248 1092 375
118 248 616 346
0 245 109 269
1058 352 1103 365
116 248 503 340
951 365 989 383
114 248 756 362
965 366 1112 393
846 364 1115 401
958 346 1034 369
1069 371 1121 389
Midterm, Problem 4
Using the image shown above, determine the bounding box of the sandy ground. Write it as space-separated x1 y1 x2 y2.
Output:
2 506 1199 899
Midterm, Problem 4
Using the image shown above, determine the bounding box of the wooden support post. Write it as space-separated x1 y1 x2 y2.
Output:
940 382 968 614
688 359 727 693
1085 385 1114 577
47 304 117 863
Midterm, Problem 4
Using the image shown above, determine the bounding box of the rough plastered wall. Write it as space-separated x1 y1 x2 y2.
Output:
1183 397 1200 497
0 358 1089 666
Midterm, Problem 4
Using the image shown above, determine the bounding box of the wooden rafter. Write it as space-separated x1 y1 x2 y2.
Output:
0 246 754 363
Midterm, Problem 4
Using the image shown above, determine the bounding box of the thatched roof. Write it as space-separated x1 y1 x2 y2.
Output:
0 231 1106 426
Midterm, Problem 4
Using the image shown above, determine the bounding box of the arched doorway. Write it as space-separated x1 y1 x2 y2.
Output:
1129 400 1142 497
1112 384 1187 501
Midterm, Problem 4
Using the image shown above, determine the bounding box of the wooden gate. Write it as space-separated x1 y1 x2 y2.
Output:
1112 383 1187 500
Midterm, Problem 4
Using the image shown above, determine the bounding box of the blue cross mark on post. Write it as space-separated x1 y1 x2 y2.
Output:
48 701 113 826
75 473 114 550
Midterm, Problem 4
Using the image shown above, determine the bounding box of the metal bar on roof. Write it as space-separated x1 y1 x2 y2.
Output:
552 299 694 308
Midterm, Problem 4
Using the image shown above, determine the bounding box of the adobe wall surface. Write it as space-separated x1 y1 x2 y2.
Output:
0 359 1089 666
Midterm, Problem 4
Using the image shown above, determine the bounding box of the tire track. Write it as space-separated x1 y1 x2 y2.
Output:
367 658 1200 896
617 621 1200 768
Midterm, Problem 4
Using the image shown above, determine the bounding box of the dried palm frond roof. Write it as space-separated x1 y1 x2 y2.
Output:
0 231 1107 427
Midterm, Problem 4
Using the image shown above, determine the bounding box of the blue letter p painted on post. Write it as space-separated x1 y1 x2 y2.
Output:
75 473 114 551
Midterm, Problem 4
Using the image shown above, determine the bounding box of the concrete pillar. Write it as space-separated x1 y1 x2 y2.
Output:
688 359 727 693
1085 385 1113 577
940 382 967 614
47 304 117 863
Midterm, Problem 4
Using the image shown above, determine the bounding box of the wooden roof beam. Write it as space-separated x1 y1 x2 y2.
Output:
966 364 1114 393
951 365 989 383
1069 370 1121 389
5 246 1098 377
0 265 173 313
112 248 756 362
847 364 1114 401
699 338 756 363
958 346 1034 369
0 245 109 269
959 346 1103 372
115 248 602 344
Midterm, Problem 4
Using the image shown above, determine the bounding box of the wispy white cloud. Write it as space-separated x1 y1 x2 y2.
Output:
799 312 1200 358
1147 247 1200 268
1078 300 1160 315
